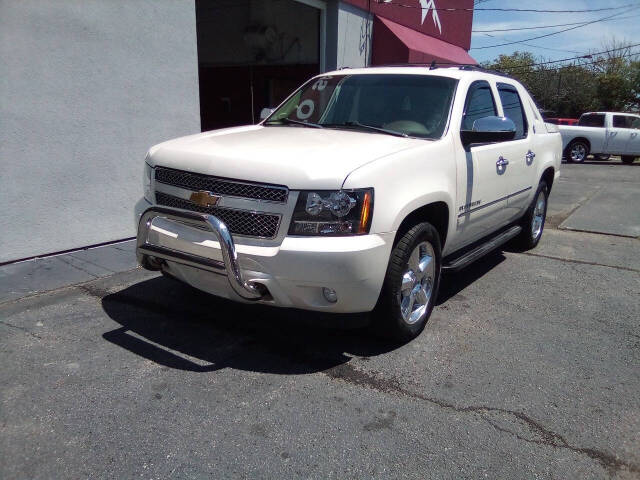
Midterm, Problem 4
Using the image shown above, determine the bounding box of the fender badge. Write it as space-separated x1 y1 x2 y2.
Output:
190 191 221 207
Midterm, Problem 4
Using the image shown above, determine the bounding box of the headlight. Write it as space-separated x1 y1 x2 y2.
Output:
143 163 153 202
289 189 373 236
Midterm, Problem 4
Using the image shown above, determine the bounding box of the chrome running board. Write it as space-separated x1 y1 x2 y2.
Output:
442 225 522 272
136 206 263 300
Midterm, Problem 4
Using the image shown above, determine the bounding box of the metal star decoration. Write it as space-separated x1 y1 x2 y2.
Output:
419 0 442 34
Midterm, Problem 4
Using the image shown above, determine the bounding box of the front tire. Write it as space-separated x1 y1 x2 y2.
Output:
515 181 548 250
622 156 637 165
373 222 442 342
566 140 589 163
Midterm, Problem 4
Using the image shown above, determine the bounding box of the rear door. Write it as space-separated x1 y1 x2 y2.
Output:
495 82 535 220
456 80 511 243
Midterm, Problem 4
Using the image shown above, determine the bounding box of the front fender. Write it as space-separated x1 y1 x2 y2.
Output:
387 191 454 234
342 140 457 239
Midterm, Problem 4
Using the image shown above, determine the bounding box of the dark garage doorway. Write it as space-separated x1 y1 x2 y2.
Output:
196 0 322 131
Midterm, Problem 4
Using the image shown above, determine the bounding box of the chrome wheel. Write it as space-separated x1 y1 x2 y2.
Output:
570 143 587 162
531 191 546 240
400 241 436 325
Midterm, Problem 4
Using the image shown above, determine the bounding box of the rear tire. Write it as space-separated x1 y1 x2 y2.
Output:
515 181 548 250
566 140 589 163
621 156 637 165
373 222 442 342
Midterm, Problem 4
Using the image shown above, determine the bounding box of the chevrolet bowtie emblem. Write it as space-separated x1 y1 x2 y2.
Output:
190 191 221 207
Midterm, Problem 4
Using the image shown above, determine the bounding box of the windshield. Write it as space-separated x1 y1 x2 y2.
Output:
264 74 458 139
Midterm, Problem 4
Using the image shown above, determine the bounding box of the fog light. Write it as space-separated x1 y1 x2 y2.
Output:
323 287 338 303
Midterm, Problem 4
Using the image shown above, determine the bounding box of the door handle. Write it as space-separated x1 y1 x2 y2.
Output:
526 150 536 165
496 156 509 167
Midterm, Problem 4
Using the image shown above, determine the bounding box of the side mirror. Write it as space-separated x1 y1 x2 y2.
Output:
260 107 274 121
461 116 516 148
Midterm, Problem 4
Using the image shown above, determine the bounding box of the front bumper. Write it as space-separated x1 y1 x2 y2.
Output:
135 199 394 313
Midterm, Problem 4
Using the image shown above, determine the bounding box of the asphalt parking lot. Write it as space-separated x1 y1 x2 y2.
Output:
1 158 639 479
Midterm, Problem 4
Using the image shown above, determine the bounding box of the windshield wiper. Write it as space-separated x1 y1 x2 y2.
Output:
264 117 324 129
328 121 408 138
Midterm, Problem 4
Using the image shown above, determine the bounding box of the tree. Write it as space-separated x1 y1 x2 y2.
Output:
483 41 639 117
629 61 640 111
590 40 639 111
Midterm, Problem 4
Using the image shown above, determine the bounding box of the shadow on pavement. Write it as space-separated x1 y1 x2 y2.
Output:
101 250 506 374
101 276 391 374
561 159 639 166
437 250 506 305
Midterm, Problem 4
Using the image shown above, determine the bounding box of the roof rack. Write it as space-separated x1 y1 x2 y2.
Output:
458 64 514 78
364 62 514 79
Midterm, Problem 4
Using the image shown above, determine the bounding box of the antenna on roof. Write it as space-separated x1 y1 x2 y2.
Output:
429 60 437 70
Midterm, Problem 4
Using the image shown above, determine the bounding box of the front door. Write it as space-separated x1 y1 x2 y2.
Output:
606 115 633 154
455 81 511 245
625 115 640 155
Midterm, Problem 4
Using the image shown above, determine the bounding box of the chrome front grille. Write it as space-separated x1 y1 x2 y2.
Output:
155 192 281 239
155 167 288 203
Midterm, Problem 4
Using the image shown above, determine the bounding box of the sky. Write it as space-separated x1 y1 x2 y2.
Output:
469 0 640 64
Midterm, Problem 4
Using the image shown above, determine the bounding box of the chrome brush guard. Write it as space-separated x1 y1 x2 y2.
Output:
136 206 263 300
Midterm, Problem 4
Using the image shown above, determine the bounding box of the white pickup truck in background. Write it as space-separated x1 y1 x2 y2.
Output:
559 112 640 164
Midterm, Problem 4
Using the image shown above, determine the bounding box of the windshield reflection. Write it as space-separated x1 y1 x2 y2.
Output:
265 74 458 139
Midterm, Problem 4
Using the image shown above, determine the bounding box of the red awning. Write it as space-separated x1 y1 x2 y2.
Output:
372 15 477 66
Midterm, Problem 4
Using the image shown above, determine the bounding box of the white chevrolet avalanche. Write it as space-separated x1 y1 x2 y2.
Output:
135 66 562 341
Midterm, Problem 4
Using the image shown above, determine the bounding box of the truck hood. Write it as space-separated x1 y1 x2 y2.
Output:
147 125 426 189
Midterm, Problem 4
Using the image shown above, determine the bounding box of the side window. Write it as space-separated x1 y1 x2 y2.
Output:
613 115 629 128
578 114 605 127
462 81 497 131
497 83 528 140
630 117 640 130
